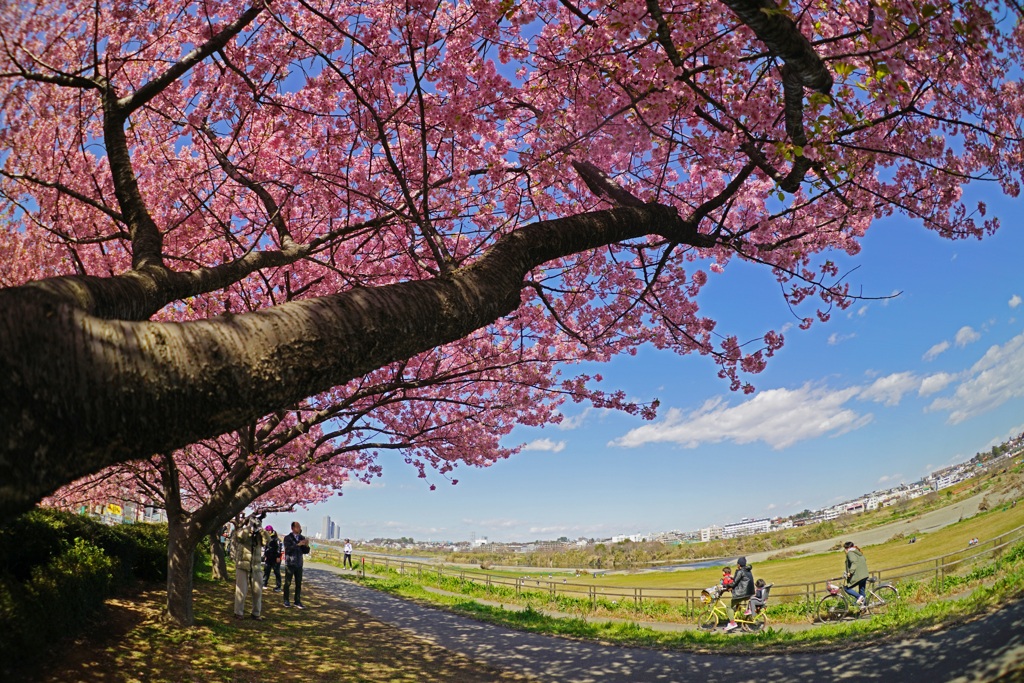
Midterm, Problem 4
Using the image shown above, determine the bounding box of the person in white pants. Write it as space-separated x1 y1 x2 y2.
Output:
233 519 268 620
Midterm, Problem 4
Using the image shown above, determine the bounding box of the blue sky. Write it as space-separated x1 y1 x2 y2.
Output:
270 186 1024 543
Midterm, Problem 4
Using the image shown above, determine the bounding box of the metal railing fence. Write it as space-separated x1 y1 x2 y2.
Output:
311 521 1024 611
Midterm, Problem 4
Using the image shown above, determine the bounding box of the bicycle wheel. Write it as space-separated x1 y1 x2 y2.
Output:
869 585 899 616
745 612 768 633
816 594 848 623
697 609 720 630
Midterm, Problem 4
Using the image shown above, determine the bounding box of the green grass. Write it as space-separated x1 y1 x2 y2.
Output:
349 501 1024 597
319 502 1024 628
342 540 1024 653
36 571 536 683
582 502 1024 591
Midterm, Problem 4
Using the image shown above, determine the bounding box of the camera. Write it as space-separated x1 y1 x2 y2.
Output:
245 512 265 532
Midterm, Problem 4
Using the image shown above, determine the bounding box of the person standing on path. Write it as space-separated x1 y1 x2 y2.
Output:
262 525 282 591
343 539 353 568
232 517 268 620
843 541 869 606
283 521 310 609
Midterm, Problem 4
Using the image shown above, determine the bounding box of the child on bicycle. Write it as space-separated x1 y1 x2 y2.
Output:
746 578 768 615
720 566 735 590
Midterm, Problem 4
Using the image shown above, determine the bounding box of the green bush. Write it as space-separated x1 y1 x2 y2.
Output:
0 537 116 676
0 508 173 677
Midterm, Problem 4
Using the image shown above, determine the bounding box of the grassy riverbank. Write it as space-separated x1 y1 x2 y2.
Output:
329 538 1024 653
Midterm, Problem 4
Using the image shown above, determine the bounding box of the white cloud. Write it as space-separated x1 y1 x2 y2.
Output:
828 332 856 346
923 340 950 361
985 422 1024 450
880 290 901 306
343 479 386 490
859 372 918 407
522 438 566 453
877 473 903 484
955 326 981 347
610 384 871 451
1010 294 1022 309
928 332 1024 424
465 518 524 530
557 407 611 430
918 372 957 396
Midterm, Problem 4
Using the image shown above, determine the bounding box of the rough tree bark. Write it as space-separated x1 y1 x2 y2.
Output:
0 204 710 520
210 533 229 581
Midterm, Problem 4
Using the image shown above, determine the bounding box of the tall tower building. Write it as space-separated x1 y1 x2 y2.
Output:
322 515 332 540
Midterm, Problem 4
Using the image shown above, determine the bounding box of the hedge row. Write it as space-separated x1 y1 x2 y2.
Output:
0 508 173 676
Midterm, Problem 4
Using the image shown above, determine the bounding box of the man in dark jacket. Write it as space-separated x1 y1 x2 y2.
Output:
724 556 754 632
262 526 282 591
283 521 310 609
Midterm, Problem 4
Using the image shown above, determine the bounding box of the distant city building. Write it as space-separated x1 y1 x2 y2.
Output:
721 518 770 538
322 515 333 540
700 525 724 542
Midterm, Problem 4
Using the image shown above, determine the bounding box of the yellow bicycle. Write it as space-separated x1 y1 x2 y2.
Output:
697 584 772 632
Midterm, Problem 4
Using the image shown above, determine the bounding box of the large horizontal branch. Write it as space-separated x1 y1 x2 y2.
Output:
0 204 708 519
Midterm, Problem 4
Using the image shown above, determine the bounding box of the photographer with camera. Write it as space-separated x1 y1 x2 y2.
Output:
232 514 269 620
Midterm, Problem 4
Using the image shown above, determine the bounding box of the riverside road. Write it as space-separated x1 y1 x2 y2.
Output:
308 563 1023 682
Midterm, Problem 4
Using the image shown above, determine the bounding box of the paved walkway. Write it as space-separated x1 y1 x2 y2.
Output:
307 562 1024 682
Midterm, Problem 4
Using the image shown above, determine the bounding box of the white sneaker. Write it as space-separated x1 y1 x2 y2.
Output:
724 622 738 632
856 596 865 606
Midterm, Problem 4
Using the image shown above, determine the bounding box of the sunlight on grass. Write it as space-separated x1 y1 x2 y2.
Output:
39 575 534 682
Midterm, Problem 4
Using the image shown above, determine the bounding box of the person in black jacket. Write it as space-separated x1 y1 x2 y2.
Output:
262 526 282 591
724 556 754 632
283 521 310 608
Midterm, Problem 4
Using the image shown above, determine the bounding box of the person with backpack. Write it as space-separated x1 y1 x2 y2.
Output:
232 516 269 620
723 556 755 632
262 525 282 591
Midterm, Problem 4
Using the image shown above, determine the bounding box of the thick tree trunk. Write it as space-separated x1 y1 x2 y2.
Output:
0 204 707 519
164 516 199 627
210 532 229 581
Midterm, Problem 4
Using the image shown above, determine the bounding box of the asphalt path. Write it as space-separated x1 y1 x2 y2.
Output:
307 563 1024 682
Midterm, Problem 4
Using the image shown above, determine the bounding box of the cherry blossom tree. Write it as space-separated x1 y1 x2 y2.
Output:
2 0 1022 522
48 361 524 625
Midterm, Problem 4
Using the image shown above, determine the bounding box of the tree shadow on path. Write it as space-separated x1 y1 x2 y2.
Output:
309 565 1024 683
